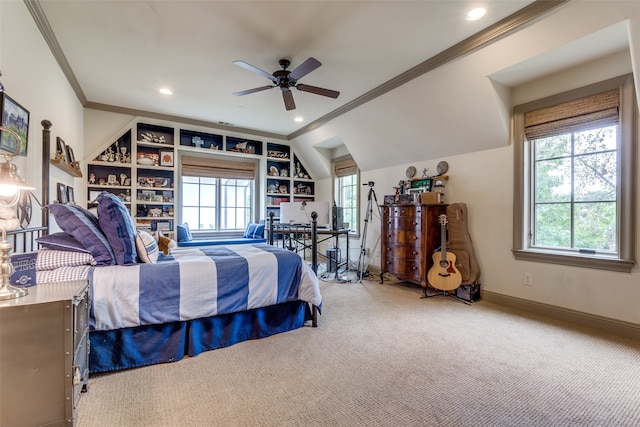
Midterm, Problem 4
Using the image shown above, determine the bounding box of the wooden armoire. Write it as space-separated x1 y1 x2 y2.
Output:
379 203 447 291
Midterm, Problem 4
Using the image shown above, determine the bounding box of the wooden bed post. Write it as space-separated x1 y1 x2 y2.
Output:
41 120 52 232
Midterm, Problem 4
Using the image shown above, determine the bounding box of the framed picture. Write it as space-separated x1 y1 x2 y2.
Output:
107 174 117 185
56 137 67 163
65 144 76 164
154 177 170 188
160 150 174 167
89 191 102 202
0 93 29 156
57 183 67 204
66 186 75 204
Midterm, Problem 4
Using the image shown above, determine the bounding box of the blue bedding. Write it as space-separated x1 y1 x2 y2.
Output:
89 243 321 332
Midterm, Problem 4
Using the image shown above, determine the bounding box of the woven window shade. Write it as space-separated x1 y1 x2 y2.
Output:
524 89 619 141
181 155 255 179
334 156 358 177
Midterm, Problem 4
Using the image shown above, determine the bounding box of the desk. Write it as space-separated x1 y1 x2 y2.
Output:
270 224 350 274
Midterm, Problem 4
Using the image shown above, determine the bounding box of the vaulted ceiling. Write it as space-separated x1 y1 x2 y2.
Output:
28 1 634 178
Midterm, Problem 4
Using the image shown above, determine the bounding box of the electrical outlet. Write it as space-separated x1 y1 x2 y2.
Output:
523 272 533 286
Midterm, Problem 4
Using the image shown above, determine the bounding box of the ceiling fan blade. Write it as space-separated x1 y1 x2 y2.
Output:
233 60 277 83
233 85 275 96
282 88 296 111
288 57 321 81
296 84 340 99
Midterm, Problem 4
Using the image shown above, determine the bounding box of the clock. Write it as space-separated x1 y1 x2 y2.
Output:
405 166 416 179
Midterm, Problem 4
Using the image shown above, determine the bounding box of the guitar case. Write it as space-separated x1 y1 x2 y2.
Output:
446 203 480 285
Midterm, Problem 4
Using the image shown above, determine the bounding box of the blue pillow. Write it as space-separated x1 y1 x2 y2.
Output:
37 232 91 253
243 223 265 239
97 192 138 265
47 203 115 266
176 223 193 242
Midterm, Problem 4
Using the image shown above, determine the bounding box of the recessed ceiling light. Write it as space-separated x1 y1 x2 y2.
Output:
294 116 304 123
466 7 486 21
159 88 173 95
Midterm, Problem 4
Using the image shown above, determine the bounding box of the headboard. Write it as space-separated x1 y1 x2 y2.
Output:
5 120 52 252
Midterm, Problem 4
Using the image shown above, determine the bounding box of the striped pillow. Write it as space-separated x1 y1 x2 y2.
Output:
97 192 138 265
48 203 115 266
243 223 265 239
135 230 159 263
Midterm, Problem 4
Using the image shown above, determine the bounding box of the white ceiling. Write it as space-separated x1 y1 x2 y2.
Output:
37 0 537 137
31 1 634 177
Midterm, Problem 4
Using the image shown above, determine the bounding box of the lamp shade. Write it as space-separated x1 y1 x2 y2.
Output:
0 160 35 191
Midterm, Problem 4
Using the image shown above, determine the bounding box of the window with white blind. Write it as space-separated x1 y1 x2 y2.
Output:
181 155 255 231
512 74 636 272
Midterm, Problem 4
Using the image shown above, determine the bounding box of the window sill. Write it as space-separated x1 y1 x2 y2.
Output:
512 249 635 273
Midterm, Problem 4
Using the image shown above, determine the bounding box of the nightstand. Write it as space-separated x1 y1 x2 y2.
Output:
0 280 90 427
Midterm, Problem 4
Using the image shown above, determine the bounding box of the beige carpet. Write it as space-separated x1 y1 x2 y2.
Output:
77 278 640 426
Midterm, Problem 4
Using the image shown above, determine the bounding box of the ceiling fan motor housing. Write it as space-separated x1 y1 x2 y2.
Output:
233 56 339 110
273 69 293 87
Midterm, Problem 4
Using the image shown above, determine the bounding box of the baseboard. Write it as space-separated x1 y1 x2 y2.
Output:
481 290 640 341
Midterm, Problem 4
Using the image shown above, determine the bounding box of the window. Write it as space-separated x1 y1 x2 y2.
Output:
337 174 359 233
182 177 253 231
180 155 256 232
334 155 359 234
513 74 636 272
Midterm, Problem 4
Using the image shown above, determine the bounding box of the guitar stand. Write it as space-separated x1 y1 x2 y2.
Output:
421 288 472 305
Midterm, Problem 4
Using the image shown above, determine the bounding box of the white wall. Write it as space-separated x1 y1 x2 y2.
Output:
301 2 640 326
0 1 83 229
313 59 640 327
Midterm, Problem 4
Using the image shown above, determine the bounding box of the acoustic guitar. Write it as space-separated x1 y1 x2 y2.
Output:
427 214 462 291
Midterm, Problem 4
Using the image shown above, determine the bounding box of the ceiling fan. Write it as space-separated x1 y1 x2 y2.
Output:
232 57 340 111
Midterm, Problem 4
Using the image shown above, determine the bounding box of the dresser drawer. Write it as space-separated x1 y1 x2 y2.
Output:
383 244 421 260
384 215 421 232
384 228 422 245
387 205 421 218
384 257 423 281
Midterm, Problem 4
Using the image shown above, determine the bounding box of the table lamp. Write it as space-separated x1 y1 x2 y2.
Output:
0 125 36 300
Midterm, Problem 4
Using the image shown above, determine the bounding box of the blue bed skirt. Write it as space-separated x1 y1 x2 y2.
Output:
89 300 311 373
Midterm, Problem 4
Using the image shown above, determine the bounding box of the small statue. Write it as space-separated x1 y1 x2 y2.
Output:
89 173 96 185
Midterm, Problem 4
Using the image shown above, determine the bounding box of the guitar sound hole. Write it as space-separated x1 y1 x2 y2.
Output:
439 259 449 268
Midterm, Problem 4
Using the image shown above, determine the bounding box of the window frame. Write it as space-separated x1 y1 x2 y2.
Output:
335 171 360 236
512 74 636 272
181 176 254 233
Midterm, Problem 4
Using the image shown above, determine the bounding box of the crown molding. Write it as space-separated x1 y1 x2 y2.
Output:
26 0 570 141
288 0 570 140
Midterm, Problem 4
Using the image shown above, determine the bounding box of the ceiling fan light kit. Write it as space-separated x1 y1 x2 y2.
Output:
233 57 340 111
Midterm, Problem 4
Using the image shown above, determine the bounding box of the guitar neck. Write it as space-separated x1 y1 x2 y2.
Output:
440 215 447 257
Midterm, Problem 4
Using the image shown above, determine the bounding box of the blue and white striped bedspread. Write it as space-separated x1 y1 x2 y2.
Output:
89 244 321 331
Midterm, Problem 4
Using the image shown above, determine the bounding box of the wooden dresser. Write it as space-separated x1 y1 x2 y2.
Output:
380 203 447 291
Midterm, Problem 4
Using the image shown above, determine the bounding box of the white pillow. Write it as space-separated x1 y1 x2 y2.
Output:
135 230 159 263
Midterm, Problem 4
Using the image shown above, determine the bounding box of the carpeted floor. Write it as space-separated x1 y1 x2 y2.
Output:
77 276 640 426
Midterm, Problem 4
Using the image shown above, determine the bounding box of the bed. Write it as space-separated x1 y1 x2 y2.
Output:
8 120 322 373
